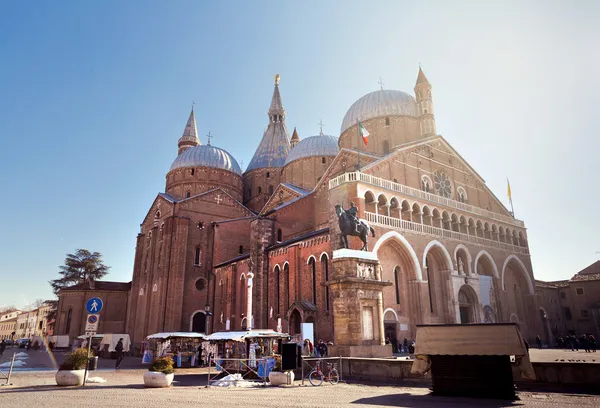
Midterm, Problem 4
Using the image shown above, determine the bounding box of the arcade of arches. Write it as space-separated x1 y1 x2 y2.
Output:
374 232 541 342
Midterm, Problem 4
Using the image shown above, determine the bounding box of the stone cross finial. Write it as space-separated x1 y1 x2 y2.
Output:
206 131 213 146
377 77 384 90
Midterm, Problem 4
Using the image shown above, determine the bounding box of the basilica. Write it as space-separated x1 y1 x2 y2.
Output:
56 68 544 349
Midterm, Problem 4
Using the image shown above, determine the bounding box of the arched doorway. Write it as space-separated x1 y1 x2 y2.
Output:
191 312 206 333
458 286 477 324
383 309 398 351
289 309 302 335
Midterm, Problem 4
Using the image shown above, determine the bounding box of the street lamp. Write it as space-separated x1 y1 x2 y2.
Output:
204 304 212 334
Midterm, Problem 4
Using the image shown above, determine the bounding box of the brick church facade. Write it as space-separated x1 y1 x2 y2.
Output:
57 69 546 348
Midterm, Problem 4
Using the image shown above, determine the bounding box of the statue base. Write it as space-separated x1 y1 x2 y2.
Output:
328 344 392 358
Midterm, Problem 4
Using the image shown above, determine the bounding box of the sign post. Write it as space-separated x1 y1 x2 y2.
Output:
82 298 103 386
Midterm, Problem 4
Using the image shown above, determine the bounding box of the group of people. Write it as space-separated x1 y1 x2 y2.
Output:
385 337 415 356
303 339 331 357
556 334 597 352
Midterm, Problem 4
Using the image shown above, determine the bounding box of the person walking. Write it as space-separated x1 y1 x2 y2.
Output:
0 339 6 356
115 338 124 369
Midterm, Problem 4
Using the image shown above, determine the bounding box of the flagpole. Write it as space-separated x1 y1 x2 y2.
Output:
356 118 361 172
507 178 515 217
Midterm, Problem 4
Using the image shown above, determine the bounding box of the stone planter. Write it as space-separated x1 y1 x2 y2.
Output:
143 371 175 388
268 371 294 386
55 369 86 386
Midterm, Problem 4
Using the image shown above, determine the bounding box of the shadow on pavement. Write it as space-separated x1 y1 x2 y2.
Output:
351 393 525 408
0 384 147 394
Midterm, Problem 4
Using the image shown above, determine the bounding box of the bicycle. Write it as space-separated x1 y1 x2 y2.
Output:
308 360 340 386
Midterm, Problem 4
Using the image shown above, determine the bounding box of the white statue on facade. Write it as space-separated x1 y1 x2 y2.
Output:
458 257 464 275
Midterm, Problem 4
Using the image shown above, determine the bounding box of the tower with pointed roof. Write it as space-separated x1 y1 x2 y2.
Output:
243 75 291 211
290 127 300 148
414 67 436 137
178 106 201 155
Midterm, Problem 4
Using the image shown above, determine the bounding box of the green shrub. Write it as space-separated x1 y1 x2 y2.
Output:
149 357 174 374
59 348 92 370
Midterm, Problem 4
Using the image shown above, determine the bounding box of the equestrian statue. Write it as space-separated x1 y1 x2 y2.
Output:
335 202 376 251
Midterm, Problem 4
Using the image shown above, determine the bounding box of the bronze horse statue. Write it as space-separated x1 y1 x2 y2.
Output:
335 204 376 251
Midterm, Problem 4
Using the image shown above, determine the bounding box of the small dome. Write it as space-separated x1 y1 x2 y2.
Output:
340 90 418 134
170 145 242 175
284 134 339 166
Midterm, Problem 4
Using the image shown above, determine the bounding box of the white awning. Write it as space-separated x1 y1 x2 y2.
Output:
204 330 289 342
146 332 206 340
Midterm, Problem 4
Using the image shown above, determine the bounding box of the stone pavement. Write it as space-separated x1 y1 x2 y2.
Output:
1 369 599 408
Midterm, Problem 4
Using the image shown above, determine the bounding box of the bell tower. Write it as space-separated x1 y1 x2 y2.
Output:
414 67 436 137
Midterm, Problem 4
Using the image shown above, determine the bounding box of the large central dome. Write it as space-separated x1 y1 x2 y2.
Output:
340 89 418 134
170 145 242 175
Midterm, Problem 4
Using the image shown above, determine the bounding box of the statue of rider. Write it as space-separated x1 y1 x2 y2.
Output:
346 202 360 233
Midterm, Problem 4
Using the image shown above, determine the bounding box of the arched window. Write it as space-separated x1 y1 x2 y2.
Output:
321 254 329 311
284 263 290 310
239 245 243 254
421 175 432 193
277 228 282 242
257 186 262 194
275 265 281 315
186 191 191 198
394 266 401 305
240 275 247 317
309 257 317 304
266 171 270 179
457 187 468 203
385 117 390 126
194 247 201 265
268 185 274 195
322 157 326 164
65 308 72 334
383 140 390 154
191 169 195 176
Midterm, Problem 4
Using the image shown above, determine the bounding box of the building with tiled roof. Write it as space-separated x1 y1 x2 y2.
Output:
535 260 600 342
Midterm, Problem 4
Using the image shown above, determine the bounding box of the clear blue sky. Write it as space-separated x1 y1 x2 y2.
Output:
1 1 599 308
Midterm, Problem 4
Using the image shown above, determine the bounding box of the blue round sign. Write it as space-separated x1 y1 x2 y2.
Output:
86 297 103 314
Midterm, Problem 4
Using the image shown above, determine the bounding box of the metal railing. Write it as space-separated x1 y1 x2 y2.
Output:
301 356 343 386
0 353 15 386
365 212 529 255
329 171 525 228
207 357 270 387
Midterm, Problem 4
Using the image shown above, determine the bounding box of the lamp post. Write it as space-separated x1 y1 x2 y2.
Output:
204 304 211 334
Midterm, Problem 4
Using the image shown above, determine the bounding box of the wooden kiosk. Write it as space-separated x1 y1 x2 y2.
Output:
411 323 535 400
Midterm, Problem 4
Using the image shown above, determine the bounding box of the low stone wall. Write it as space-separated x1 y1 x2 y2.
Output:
338 357 600 389
340 357 430 383
528 362 600 387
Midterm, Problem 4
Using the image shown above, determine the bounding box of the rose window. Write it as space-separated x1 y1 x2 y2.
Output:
434 170 452 198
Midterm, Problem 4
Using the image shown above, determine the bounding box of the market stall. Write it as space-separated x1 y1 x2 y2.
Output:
203 330 289 376
144 332 206 368
411 323 535 400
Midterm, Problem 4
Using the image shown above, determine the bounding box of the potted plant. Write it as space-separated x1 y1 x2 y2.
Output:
268 355 294 386
56 348 92 386
144 356 175 388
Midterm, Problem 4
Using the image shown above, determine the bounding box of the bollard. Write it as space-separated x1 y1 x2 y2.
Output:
1 353 16 386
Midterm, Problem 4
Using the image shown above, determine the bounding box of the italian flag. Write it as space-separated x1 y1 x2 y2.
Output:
358 121 369 145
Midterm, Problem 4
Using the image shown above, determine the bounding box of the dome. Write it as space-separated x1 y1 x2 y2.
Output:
340 90 418 134
170 145 242 175
284 134 339 166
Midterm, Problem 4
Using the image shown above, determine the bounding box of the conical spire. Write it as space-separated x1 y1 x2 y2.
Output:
290 127 300 148
246 75 291 172
178 105 200 155
416 67 429 84
268 74 285 121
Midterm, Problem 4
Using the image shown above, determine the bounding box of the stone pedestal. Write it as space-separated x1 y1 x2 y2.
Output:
327 249 393 358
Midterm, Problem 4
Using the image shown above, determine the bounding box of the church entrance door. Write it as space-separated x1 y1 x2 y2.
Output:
192 312 206 333
289 309 301 335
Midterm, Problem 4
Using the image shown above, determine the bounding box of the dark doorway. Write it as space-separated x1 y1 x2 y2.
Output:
290 309 301 335
192 312 206 333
